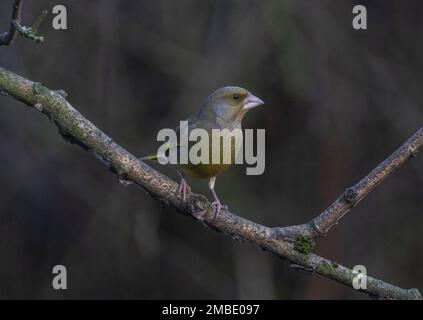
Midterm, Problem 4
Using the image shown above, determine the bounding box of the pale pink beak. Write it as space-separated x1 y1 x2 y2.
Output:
243 93 264 110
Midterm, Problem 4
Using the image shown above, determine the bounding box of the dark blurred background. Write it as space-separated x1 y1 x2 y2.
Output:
0 0 422 299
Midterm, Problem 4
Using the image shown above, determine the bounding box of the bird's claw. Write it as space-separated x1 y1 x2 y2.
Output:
192 201 227 221
211 200 227 219
211 201 221 219
177 178 191 202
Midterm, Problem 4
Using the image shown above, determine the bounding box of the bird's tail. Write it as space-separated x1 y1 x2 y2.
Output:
141 142 174 162
140 153 160 161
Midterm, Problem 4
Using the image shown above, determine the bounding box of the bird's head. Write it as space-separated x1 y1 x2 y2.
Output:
202 86 264 125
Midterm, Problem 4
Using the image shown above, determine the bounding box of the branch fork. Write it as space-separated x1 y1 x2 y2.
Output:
0 0 47 46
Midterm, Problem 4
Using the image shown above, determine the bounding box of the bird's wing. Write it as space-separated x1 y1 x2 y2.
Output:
141 115 201 161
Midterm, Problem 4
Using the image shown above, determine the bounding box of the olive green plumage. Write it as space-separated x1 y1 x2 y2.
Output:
143 86 264 216
176 86 251 178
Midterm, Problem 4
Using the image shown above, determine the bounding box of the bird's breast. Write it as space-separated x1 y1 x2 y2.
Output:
177 126 243 179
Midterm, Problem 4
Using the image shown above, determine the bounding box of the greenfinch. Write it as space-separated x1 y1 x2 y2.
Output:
144 86 264 217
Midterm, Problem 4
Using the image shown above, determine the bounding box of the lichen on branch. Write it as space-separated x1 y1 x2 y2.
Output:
1 65 422 300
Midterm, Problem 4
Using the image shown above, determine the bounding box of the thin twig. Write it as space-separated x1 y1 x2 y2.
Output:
0 0 23 46
0 1 47 46
12 20 44 43
0 66 421 299
31 9 48 34
273 127 423 239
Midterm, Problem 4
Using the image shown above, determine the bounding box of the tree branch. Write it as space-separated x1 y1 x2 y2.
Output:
273 127 423 238
0 0 23 45
0 1 47 46
0 65 422 300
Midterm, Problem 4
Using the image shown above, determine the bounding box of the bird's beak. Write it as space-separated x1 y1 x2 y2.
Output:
243 93 264 110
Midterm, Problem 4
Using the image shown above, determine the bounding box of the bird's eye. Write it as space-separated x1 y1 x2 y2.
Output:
233 94 240 100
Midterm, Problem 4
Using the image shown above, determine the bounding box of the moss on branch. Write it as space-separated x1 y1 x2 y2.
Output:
0 65 422 300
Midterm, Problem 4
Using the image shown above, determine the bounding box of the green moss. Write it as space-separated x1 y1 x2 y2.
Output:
344 270 355 283
319 261 354 284
32 82 45 95
318 261 334 275
294 234 313 254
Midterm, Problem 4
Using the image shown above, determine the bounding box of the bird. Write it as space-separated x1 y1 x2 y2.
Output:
143 86 264 218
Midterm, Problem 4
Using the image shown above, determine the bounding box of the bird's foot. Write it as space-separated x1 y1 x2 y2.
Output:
211 199 228 219
209 185 227 219
192 209 207 221
177 178 191 202
211 200 221 219
189 197 227 221
192 202 227 221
